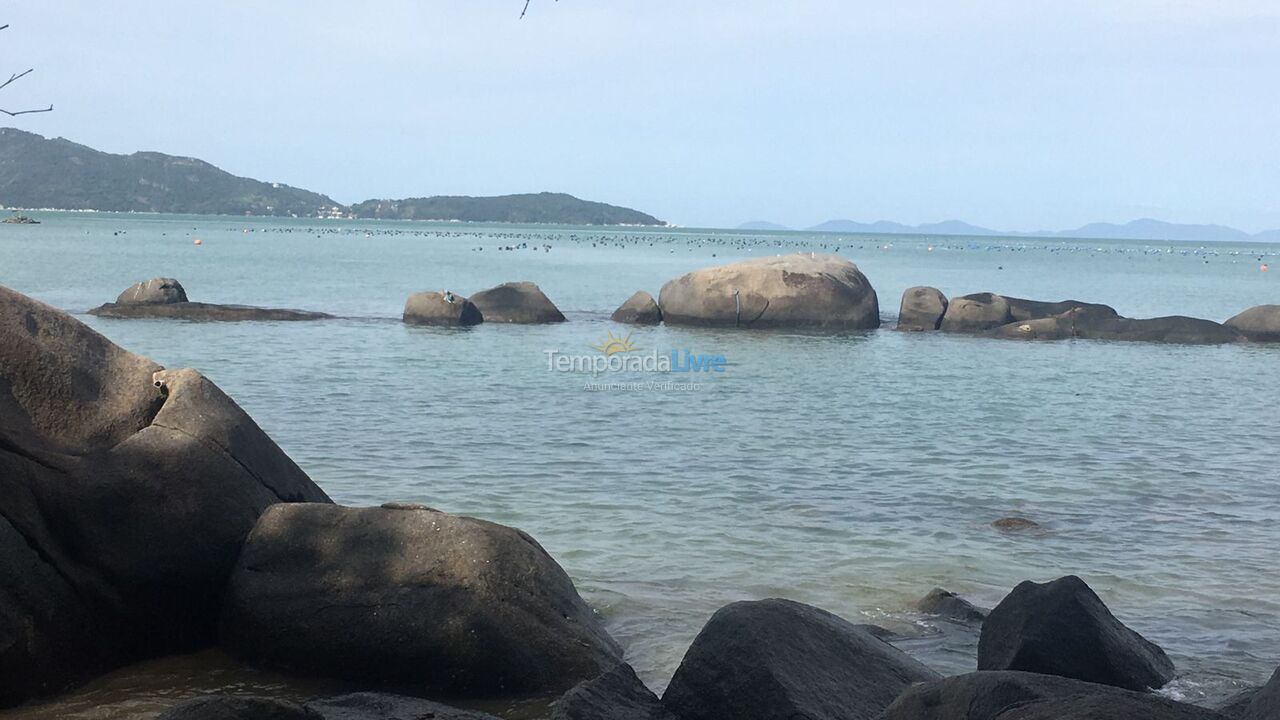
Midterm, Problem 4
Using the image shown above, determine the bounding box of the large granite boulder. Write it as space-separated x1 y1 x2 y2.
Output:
116 277 188 305
402 291 483 326
658 254 880 329
469 281 566 323
897 286 948 331
1225 305 1280 342
1238 666 1280 720
940 293 1013 333
661 598 939 720
977 576 1175 691
552 663 675 720
882 671 1128 720
0 286 330 707
998 692 1230 720
221 503 621 696
990 307 1243 344
1004 296 1118 322
611 291 663 325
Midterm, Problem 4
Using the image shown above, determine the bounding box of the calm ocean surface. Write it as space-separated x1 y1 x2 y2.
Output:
2 211 1279 716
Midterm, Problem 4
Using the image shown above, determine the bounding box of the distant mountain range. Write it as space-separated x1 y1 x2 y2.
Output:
741 218 1280 243
0 128 666 225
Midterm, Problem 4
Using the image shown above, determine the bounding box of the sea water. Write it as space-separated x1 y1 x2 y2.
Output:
2 212 1278 716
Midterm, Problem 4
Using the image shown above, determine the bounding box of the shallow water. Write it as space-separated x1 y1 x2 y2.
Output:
2 212 1278 716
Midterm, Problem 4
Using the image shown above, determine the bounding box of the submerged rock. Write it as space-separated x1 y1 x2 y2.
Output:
992 517 1039 530
940 293 1013 333
916 588 988 623
897 286 948 331
1225 305 1280 342
89 302 332 321
990 307 1242 344
402 290 483 326
0 285 330 708
657 253 880 329
116 277 188 305
221 503 621 696
552 663 675 720
661 598 939 720
978 575 1175 691
610 290 663 325
469 281 566 323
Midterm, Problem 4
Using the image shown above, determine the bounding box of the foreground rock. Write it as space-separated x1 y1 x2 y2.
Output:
661 598 939 720
158 693 502 720
90 278 332 321
978 575 1175 690
1225 305 1280 342
115 277 189 305
897 286 948 331
221 503 621 696
552 663 675 720
1000 692 1229 720
610 290 662 325
0 286 330 707
402 291 483 326
469 281 566 323
658 254 880 329
1236 666 1280 720
916 588 987 623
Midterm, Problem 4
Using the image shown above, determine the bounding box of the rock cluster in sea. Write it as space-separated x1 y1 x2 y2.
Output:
89 277 332 321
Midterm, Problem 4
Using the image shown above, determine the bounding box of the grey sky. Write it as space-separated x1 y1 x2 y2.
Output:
4 1 1278 230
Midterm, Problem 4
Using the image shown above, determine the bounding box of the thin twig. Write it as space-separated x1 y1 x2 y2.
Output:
0 68 35 93
0 105 53 117
520 0 531 18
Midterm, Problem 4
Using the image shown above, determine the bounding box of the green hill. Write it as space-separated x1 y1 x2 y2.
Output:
0 128 341 217
351 192 665 225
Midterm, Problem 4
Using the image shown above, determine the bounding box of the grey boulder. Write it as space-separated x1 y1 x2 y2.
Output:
469 281 566 323
977 575 1175 691
658 254 880 329
990 307 1242 344
157 696 321 720
610 290 663 325
940 293 1013 333
116 277 188 305
661 598 939 720
897 286 948 331
916 588 987 623
221 503 621 696
1225 305 1280 342
402 291 483 326
0 285 330 707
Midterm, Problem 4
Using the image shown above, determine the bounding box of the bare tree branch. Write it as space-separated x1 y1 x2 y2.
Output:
0 22 53 116
520 0 558 19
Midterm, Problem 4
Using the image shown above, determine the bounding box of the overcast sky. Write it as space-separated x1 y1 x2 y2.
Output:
4 1 1278 230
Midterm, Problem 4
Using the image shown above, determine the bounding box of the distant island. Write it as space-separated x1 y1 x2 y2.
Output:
744 217 1280 244
352 193 663 226
0 128 666 226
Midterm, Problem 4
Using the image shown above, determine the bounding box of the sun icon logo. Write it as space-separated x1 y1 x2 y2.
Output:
590 330 638 356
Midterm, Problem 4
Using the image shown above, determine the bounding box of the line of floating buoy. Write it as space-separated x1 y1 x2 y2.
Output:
193 238 202 246
1263 264 1269 272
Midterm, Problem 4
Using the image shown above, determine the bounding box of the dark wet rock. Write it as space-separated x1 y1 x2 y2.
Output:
1004 296 1118 322
157 696 321 720
221 503 621 697
992 517 1039 530
897 286 948 331
306 692 503 720
998 691 1230 720
116 277 188 305
989 307 1242 344
552 663 675 720
940 293 1013 333
611 290 663 325
978 575 1175 691
89 301 331 321
657 254 880 329
881 670 1130 720
0 286 330 708
1225 305 1280 342
661 598 939 720
469 281 566 323
916 588 988 623
402 291 483 326
1240 666 1280 720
